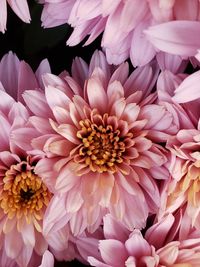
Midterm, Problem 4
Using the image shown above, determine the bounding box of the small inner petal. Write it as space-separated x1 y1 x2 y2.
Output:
0 162 52 223
76 113 130 174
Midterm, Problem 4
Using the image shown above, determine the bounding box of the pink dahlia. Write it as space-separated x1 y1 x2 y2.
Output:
77 213 200 267
0 0 31 33
20 51 180 237
41 0 198 67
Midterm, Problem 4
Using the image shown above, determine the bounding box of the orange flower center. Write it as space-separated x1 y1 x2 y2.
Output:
0 167 52 224
76 118 128 173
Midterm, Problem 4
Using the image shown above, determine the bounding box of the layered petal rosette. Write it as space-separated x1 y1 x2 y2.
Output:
163 123 200 228
0 90 53 266
40 0 200 67
77 212 200 267
21 51 180 237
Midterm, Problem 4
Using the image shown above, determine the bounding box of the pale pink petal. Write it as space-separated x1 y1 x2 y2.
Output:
86 77 108 113
0 0 7 33
7 0 31 23
99 239 128 266
5 229 23 259
39 250 54 267
131 20 156 67
21 223 35 247
125 230 151 257
173 70 200 103
145 21 200 56
103 215 129 242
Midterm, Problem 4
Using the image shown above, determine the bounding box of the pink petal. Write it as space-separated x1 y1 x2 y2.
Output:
8 0 31 23
131 20 156 67
18 61 38 102
103 215 129 242
145 214 175 249
0 51 20 99
86 77 108 113
5 228 23 258
145 21 200 56
99 239 128 266
21 223 35 247
55 163 80 193
125 230 151 257
173 70 200 103
39 251 54 267
45 85 70 110
0 0 7 33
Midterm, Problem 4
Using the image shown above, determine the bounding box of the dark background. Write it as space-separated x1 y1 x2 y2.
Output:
0 0 97 266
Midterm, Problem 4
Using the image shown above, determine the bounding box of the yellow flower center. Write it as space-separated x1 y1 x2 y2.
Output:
0 168 52 224
76 117 129 173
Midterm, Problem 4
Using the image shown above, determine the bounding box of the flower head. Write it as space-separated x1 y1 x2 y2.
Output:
0 52 56 266
21 51 179 236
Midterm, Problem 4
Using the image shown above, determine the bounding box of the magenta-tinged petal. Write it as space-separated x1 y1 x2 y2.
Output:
145 214 175 249
0 52 20 100
99 239 128 266
145 21 200 56
18 61 39 102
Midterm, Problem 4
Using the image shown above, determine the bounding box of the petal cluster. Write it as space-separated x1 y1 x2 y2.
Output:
40 0 200 67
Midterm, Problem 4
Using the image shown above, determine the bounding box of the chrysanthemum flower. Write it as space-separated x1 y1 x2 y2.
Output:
20 51 181 237
163 124 200 228
41 0 197 67
0 0 31 33
77 213 200 267
0 52 77 266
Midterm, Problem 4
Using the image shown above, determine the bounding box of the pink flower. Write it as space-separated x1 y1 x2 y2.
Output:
0 0 31 33
20 51 180 237
162 124 200 229
41 0 198 67
78 213 200 267
0 52 77 266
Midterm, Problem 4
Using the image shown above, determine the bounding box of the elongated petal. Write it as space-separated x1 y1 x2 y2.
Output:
145 21 200 56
